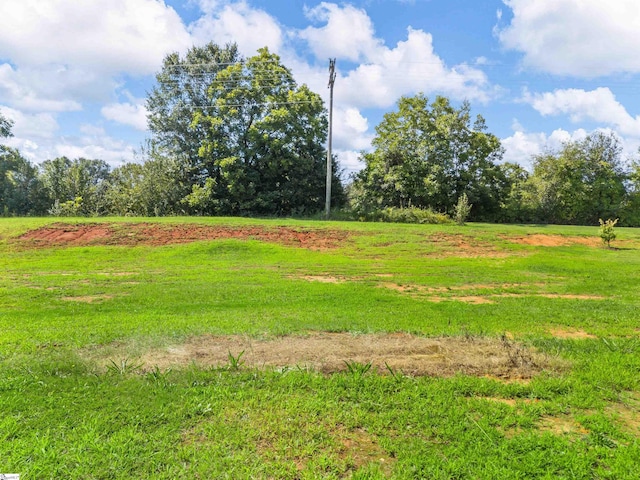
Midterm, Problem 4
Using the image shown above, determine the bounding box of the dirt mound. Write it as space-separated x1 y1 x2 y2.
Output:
88 332 562 380
18 222 349 250
507 234 600 247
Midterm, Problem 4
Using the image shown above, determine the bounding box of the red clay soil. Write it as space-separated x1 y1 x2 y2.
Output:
18 222 350 250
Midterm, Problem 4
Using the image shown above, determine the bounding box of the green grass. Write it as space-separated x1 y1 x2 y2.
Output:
1 217 639 479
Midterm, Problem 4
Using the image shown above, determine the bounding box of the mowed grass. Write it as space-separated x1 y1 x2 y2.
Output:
1 217 639 479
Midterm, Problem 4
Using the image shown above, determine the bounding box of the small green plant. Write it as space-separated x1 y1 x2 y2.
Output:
344 360 372 378
454 193 472 225
227 350 245 370
106 358 142 375
598 218 618 248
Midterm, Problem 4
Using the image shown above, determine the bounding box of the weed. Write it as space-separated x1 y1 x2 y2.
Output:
500 334 536 369
344 360 372 378
227 350 245 370
145 365 173 385
105 358 142 375
385 361 403 381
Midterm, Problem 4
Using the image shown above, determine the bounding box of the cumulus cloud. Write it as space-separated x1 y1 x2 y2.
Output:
498 0 640 76
190 0 283 56
101 101 149 131
523 87 640 137
0 0 191 75
502 124 592 168
299 3 382 62
0 64 85 112
297 4 493 108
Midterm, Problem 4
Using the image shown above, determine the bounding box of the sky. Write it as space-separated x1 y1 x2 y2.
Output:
1 0 640 177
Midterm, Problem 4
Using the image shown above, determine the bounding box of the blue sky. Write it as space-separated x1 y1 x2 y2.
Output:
1 0 640 176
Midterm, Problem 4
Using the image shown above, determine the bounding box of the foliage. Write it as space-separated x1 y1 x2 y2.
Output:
103 155 187 216
358 206 451 224
0 146 48 216
190 47 343 216
598 218 618 247
48 196 84 217
526 132 627 225
146 42 241 187
454 193 472 225
0 111 14 139
349 94 505 220
40 157 111 216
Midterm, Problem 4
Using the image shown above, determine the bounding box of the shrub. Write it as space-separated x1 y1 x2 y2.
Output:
360 207 451 224
454 193 472 225
598 218 618 248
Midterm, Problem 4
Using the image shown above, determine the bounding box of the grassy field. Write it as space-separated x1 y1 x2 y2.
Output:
1 217 639 479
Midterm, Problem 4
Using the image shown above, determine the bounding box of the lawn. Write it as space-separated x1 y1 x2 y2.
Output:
1 217 639 479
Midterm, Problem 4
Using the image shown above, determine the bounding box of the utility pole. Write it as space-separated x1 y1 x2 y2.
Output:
325 58 336 219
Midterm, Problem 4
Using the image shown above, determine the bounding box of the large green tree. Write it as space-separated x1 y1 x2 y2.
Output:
350 94 505 219
186 47 342 216
526 132 627 224
146 42 241 187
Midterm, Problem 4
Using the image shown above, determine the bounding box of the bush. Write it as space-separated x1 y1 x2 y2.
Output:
360 207 451 224
454 193 472 225
598 218 618 248
48 197 84 217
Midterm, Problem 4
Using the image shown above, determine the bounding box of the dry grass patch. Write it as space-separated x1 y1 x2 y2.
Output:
549 328 598 339
506 234 600 247
85 332 565 381
381 282 607 304
61 294 115 303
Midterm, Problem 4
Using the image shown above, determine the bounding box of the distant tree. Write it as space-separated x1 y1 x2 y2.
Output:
349 94 504 219
40 157 111 215
103 155 186 216
188 47 343 216
0 147 48 216
527 132 627 224
146 42 241 187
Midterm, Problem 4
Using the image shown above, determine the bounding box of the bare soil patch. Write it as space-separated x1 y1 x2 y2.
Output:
87 332 563 380
506 234 600 247
380 283 606 304
426 233 508 258
18 222 349 250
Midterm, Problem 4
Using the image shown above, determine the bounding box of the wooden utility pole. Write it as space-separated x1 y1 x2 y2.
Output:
325 58 336 219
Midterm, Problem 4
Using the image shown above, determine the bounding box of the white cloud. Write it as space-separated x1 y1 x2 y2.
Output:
499 0 640 76
53 126 137 166
0 64 85 112
502 125 590 168
0 0 191 75
0 106 59 141
300 3 382 62
296 5 493 108
335 150 365 178
190 1 283 56
523 87 640 137
102 101 149 131
332 107 372 152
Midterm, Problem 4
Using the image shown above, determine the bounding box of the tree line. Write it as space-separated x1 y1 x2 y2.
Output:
1 42 639 225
